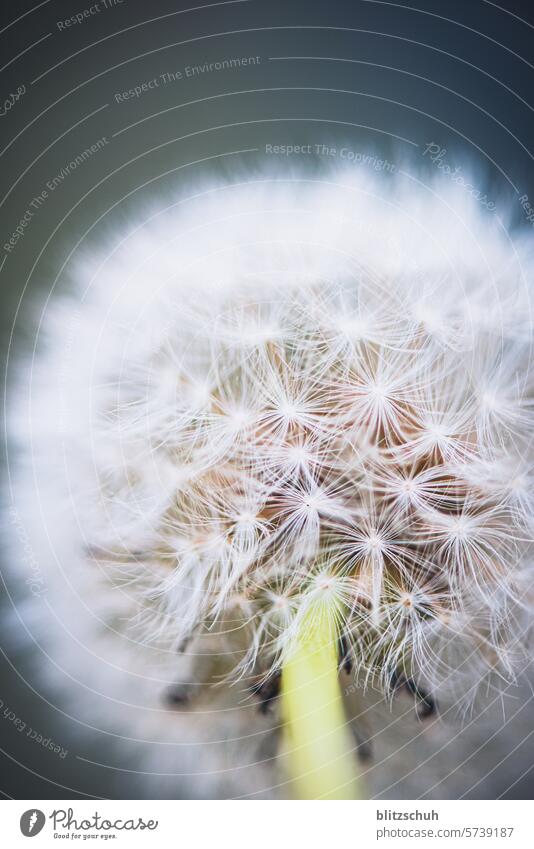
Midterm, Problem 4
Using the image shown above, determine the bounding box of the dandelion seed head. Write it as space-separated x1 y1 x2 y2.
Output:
12 169 534 704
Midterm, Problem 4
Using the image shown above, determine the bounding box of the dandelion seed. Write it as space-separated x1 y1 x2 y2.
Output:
13 170 534 799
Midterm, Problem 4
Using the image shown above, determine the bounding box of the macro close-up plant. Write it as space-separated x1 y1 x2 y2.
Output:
8 171 534 799
3 1 534 823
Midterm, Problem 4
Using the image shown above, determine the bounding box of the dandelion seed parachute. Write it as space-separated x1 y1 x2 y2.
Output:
7 166 534 798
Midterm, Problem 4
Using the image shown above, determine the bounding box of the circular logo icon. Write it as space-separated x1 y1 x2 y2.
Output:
20 809 46 837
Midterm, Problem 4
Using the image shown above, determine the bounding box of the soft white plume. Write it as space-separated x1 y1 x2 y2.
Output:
6 166 534 797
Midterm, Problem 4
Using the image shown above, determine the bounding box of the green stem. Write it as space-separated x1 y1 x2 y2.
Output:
281 606 363 800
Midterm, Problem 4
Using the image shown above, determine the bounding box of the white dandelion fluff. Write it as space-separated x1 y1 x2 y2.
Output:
7 166 534 798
